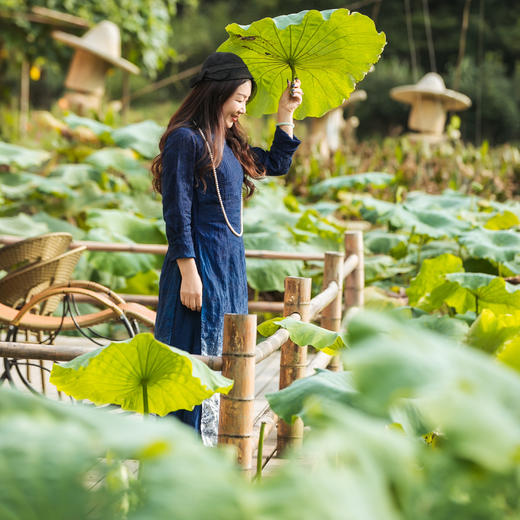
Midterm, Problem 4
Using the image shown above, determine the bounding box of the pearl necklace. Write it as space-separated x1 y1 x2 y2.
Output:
194 124 244 238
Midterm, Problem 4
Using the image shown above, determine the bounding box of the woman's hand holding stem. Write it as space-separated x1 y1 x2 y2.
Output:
177 257 202 312
276 78 303 138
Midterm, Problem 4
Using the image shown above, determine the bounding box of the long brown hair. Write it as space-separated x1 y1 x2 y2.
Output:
151 79 265 197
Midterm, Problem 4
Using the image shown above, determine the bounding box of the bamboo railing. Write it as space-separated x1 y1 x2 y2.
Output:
0 230 364 473
0 235 327 312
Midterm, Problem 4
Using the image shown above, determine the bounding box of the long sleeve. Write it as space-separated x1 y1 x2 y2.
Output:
250 126 301 176
161 127 199 261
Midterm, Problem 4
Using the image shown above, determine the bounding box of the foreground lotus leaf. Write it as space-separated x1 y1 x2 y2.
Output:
218 8 386 119
50 333 233 416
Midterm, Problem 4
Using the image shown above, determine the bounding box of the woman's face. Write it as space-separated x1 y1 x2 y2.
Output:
221 80 252 128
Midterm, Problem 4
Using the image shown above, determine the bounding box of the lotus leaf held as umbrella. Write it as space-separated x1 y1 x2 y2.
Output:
217 8 386 119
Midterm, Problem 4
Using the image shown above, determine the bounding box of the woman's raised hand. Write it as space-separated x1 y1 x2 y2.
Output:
276 78 303 137
278 78 303 116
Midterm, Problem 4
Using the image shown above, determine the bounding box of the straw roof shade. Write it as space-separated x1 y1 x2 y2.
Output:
390 72 471 112
52 20 139 74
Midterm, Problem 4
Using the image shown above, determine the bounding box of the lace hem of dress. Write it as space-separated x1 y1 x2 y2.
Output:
201 394 219 446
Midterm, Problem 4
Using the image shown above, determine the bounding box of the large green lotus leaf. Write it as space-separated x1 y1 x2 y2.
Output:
364 230 408 256
353 195 397 223
404 240 461 264
291 209 344 251
64 113 112 136
85 209 166 244
258 316 347 355
32 211 85 239
425 280 473 314
406 253 464 308
266 369 355 423
48 163 102 187
0 171 42 199
0 171 75 200
484 210 520 230
50 333 233 416
458 228 520 264
0 213 48 237
244 231 304 292
413 314 469 342
403 190 476 212
310 172 394 196
85 148 149 177
466 308 520 353
119 269 159 295
364 255 414 283
111 120 163 159
444 273 520 314
345 310 520 471
83 227 162 277
218 9 386 119
244 181 301 232
387 206 471 239
0 141 50 169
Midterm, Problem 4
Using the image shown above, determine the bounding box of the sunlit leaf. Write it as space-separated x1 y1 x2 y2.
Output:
406 253 464 308
445 273 520 314
218 9 386 118
258 316 347 354
484 210 520 230
466 308 520 353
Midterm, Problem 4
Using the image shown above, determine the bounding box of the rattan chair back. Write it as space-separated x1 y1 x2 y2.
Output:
0 233 73 277
0 246 86 315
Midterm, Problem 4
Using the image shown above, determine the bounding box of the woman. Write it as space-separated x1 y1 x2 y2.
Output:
151 52 303 445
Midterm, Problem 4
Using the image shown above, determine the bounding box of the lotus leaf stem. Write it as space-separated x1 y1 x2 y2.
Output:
142 382 149 415
254 421 267 482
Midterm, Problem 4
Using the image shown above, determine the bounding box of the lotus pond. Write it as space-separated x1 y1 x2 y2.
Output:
3 113 520 518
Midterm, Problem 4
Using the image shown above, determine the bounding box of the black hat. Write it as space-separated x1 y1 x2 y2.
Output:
189 52 254 88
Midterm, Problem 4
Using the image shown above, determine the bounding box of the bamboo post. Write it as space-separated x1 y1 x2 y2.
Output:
344 231 364 309
218 313 256 474
277 276 311 455
321 252 344 372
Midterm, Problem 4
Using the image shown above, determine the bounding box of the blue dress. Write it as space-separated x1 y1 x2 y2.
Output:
155 126 300 444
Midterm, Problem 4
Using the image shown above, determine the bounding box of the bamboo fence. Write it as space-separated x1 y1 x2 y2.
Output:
0 230 364 472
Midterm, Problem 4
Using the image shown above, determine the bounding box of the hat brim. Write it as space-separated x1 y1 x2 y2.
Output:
52 30 140 74
390 85 471 111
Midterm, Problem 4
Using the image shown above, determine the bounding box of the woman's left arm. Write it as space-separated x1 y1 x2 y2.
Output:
250 79 304 176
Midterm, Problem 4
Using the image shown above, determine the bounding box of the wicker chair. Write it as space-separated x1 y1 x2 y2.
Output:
0 246 86 314
0 233 73 277
0 280 156 395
